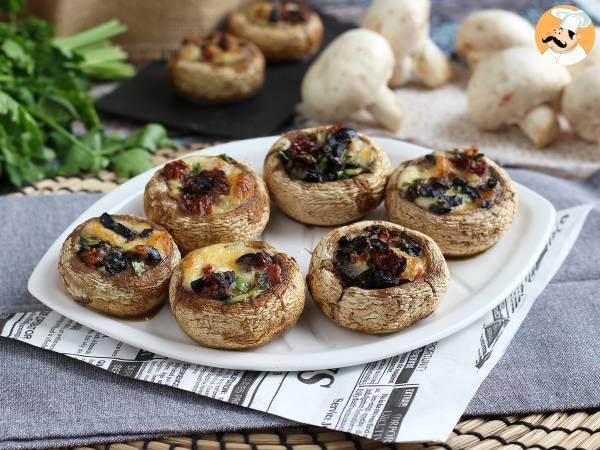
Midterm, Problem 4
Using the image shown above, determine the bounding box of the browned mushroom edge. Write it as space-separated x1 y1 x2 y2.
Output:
263 125 391 226
307 220 449 334
58 214 181 320
227 2 323 61
168 31 265 104
169 241 305 349
144 154 270 255
385 146 519 257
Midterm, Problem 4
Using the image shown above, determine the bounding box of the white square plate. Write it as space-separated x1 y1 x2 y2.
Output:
28 137 556 371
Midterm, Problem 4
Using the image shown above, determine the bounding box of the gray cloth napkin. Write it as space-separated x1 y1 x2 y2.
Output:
1 168 599 449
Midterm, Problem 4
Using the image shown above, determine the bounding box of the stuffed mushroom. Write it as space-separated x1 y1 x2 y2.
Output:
144 154 270 254
58 214 181 319
227 1 323 61
169 31 265 103
308 221 449 334
170 241 305 349
385 146 518 257
263 126 391 226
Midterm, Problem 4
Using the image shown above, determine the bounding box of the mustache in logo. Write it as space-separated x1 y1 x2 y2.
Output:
542 35 567 48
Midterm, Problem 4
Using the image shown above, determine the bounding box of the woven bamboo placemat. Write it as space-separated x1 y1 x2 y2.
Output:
51 412 600 450
14 146 600 450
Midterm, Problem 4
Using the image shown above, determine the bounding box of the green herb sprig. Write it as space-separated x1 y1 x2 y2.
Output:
0 1 171 187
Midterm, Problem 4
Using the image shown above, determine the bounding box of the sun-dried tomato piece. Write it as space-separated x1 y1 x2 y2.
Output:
370 248 406 276
182 192 213 215
266 264 282 284
289 135 320 157
202 44 220 61
183 168 229 195
466 157 488 176
217 33 235 50
79 247 106 267
162 160 189 181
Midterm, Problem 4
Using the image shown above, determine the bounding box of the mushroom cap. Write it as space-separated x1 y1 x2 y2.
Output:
467 46 570 130
169 241 305 349
263 126 391 225
301 29 395 121
58 215 181 319
362 0 429 60
227 6 323 61
307 220 449 334
168 42 265 104
385 155 519 257
144 157 270 254
455 9 535 66
562 66 600 143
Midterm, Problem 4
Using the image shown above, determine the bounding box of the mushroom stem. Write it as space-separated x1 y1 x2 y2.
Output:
518 104 560 148
412 38 453 88
366 87 403 132
390 57 413 87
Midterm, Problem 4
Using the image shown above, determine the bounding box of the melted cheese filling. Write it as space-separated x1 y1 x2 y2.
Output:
397 151 495 214
168 156 253 214
80 219 170 256
180 243 255 291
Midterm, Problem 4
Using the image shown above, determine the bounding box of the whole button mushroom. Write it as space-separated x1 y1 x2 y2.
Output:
467 46 571 148
456 10 535 69
362 0 452 88
301 29 403 131
562 66 600 143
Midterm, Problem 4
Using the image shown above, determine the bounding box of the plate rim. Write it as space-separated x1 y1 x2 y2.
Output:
27 136 557 371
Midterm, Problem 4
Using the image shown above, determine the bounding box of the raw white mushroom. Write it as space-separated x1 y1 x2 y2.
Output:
301 29 403 131
467 46 571 148
568 41 600 77
562 66 600 143
362 0 451 88
455 9 535 69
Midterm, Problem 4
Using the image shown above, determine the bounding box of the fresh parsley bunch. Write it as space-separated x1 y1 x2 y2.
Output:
0 1 171 187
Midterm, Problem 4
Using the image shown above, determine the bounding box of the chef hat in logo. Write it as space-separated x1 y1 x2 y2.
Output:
551 7 592 33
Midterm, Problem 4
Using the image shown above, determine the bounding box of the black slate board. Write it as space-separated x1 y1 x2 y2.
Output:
95 13 352 139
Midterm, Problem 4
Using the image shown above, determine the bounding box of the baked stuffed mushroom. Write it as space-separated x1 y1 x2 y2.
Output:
385 146 518 257
144 154 270 254
307 221 449 334
169 241 305 349
58 214 181 319
169 31 265 103
227 1 323 61
263 125 391 226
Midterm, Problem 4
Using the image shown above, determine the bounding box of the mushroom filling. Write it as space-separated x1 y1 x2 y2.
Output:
161 155 254 215
398 146 502 215
190 251 281 304
277 127 374 182
180 32 250 65
334 225 425 290
247 1 310 25
76 213 163 276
